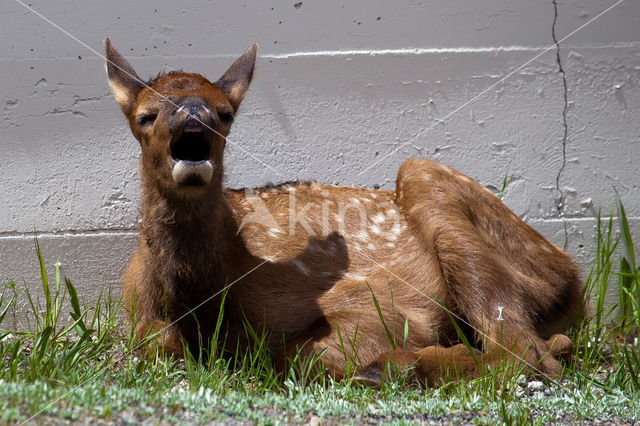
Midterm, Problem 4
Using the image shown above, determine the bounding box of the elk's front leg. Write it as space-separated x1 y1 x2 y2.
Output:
134 319 184 358
123 250 185 358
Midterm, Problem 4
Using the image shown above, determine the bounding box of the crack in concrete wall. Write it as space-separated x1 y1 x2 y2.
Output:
552 0 570 247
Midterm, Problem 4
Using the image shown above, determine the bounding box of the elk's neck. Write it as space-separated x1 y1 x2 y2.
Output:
139 181 251 294
137 179 332 346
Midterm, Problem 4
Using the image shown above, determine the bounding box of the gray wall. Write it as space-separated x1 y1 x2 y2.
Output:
1 1 639 317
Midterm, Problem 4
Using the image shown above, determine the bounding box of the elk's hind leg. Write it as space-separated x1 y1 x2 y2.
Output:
390 159 582 381
354 344 482 387
273 312 403 381
355 333 574 387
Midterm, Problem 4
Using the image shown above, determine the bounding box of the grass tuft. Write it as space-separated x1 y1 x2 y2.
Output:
0 198 639 423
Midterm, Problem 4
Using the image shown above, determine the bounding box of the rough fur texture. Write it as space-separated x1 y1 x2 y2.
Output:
104 37 583 386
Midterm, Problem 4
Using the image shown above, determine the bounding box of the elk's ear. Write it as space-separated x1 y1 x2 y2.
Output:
104 37 144 116
215 43 258 112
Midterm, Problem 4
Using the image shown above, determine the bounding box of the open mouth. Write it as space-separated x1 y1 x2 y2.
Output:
170 123 213 186
171 118 211 162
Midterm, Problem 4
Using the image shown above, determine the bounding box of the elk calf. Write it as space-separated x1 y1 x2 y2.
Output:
104 38 583 386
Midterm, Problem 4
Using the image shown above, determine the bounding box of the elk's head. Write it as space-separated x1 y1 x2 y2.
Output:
104 37 257 198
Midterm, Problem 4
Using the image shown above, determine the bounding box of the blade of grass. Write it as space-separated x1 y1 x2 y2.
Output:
366 283 396 350
65 277 87 334
35 237 51 329
0 295 15 327
622 345 640 391
498 172 514 200
616 194 636 270
403 318 409 350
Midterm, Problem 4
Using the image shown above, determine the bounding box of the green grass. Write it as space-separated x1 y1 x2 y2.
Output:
1 200 639 424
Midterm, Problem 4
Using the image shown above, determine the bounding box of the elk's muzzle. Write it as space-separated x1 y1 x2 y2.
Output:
169 100 214 186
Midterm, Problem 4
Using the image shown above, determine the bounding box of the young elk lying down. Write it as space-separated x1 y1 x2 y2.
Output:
104 37 583 387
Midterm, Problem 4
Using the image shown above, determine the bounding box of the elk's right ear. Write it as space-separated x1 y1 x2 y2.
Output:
104 37 144 116
215 43 258 113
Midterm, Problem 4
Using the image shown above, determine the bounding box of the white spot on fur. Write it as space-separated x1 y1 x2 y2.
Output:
369 224 381 235
308 242 322 254
351 198 361 204
372 213 385 224
291 259 310 275
309 241 338 257
268 227 283 237
386 242 395 248
367 243 376 250
356 231 368 242
326 241 338 256
345 273 367 281
391 222 402 235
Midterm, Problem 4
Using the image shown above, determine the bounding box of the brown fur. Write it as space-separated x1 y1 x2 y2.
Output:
104 37 583 386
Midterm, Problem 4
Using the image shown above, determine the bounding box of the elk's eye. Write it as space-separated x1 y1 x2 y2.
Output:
137 113 158 127
218 112 233 125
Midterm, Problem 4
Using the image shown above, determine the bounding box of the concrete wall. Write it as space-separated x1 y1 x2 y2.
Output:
1 1 639 320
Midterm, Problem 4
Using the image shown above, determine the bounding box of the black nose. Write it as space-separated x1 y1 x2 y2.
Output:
175 103 205 122
169 99 212 134
182 103 203 115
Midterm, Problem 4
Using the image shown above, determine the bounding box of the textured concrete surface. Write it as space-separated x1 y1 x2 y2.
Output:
1 1 639 324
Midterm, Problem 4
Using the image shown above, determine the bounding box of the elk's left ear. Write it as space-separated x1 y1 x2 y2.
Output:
215 43 258 112
104 37 144 117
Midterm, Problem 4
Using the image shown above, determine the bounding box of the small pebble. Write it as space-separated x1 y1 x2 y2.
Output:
527 380 544 391
308 415 321 426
